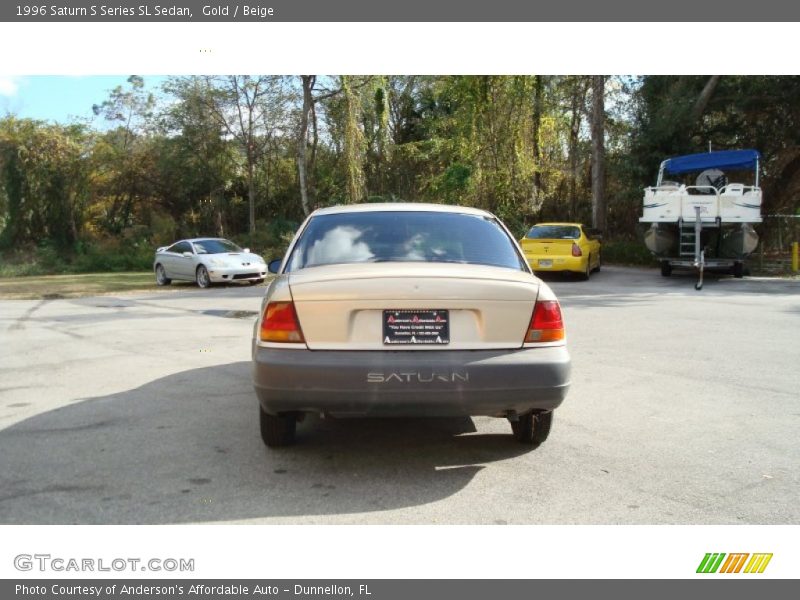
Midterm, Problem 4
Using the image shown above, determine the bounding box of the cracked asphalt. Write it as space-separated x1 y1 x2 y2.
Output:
0 266 798 524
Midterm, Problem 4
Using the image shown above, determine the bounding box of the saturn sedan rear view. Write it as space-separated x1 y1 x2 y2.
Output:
252 203 571 447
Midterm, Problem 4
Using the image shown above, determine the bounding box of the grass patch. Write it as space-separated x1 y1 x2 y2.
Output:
0 272 158 300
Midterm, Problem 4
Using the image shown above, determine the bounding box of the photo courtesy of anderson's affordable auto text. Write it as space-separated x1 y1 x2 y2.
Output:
0 0 798 595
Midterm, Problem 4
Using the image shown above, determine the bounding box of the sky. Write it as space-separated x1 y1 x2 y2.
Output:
0 75 168 124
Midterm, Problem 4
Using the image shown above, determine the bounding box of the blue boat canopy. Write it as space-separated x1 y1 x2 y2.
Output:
663 150 761 174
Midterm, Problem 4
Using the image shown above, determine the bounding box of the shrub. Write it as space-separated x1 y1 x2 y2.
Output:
71 238 153 272
601 238 656 267
235 218 300 261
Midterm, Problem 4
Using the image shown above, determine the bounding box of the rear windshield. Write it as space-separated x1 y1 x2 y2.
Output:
193 239 242 254
526 225 581 240
286 211 526 272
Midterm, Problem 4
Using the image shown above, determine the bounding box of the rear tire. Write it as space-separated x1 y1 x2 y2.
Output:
259 407 297 447
579 260 591 281
732 262 744 279
509 411 553 447
660 261 672 277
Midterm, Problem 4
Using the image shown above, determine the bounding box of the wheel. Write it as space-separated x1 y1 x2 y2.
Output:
196 265 211 288
593 254 601 273
660 261 672 277
249 279 264 286
579 259 591 281
509 411 553 447
732 262 744 279
155 264 171 286
259 407 297 447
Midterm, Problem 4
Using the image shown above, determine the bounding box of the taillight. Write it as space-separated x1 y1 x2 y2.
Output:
260 301 305 343
525 300 565 343
572 243 582 257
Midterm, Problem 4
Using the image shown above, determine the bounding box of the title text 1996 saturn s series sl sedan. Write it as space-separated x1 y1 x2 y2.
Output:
252 203 571 447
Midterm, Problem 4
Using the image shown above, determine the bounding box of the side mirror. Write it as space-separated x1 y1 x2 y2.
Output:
182 251 193 258
268 259 282 274
244 248 250 253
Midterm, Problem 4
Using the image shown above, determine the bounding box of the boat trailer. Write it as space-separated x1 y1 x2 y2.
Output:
660 206 739 290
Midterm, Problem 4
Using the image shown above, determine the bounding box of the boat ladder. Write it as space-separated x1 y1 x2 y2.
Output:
678 208 707 289
678 219 697 258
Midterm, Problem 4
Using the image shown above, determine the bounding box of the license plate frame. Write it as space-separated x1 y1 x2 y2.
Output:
383 309 450 345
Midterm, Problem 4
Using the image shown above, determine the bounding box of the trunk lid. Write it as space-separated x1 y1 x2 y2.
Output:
288 263 539 350
520 238 576 257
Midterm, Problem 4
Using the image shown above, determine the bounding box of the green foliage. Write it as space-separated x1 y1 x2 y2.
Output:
0 237 152 277
149 212 178 246
70 238 154 273
2 75 799 275
341 76 367 203
601 239 657 267
0 118 91 250
235 217 300 261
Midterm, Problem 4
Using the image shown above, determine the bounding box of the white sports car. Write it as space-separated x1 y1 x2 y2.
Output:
253 203 571 448
153 238 268 288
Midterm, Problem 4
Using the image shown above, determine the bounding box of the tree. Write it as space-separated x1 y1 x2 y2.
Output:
200 75 288 233
296 76 348 215
91 75 156 233
565 76 589 220
297 76 315 216
161 77 236 236
531 75 545 207
341 76 367 203
0 118 91 249
591 75 607 232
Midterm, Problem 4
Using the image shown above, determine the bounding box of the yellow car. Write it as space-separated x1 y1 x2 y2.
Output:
519 223 602 279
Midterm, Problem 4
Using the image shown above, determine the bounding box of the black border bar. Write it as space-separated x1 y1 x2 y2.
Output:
2 1 800 22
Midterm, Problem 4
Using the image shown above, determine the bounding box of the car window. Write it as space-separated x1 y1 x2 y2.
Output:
525 225 581 240
193 239 242 254
286 211 526 272
171 241 193 254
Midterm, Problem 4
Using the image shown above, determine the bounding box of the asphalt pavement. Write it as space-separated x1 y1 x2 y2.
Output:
0 266 798 524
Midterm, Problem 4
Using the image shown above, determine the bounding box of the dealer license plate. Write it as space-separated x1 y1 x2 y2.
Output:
383 310 450 345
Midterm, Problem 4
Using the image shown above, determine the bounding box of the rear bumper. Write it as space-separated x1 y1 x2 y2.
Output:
662 259 738 267
525 255 587 273
253 346 571 417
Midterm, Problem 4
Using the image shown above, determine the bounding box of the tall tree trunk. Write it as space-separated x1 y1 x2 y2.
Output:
247 158 255 234
568 83 581 220
342 76 366 203
374 77 390 197
297 76 314 216
531 75 543 208
591 75 607 233
691 75 721 123
213 190 225 237
309 100 318 201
